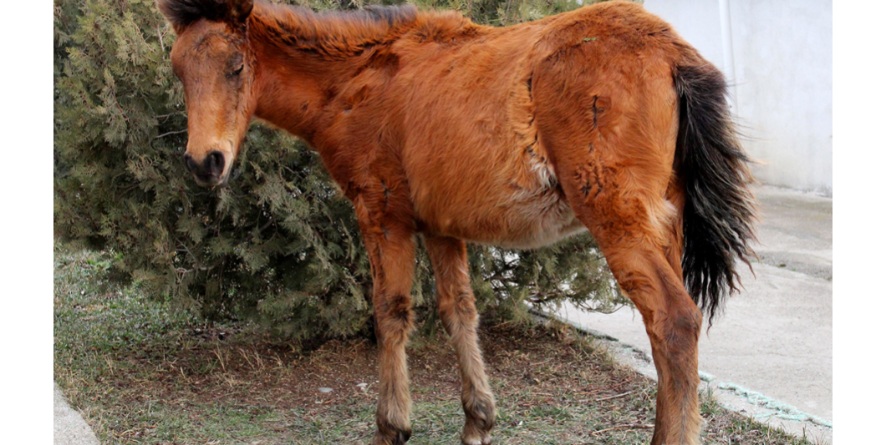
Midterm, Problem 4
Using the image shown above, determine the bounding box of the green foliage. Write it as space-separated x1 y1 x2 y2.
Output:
54 0 625 342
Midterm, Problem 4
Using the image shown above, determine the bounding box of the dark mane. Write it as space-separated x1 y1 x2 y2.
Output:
159 0 421 57
250 2 420 58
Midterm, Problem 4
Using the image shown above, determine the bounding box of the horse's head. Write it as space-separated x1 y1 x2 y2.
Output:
159 0 256 187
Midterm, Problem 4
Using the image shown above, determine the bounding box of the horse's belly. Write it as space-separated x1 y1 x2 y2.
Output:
425 186 587 249
408 147 588 250
477 194 588 250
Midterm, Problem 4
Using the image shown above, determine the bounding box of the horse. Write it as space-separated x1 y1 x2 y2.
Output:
157 1 757 444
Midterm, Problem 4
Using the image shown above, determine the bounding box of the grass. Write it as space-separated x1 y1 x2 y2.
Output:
55 244 821 444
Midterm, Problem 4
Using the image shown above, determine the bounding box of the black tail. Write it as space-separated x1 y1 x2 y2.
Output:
674 62 757 325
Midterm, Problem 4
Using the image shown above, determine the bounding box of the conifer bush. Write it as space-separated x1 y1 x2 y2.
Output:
54 0 625 341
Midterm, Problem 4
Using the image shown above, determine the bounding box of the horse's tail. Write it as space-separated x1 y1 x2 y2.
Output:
672 58 757 324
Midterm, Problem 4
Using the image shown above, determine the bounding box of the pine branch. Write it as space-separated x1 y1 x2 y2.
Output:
155 129 187 139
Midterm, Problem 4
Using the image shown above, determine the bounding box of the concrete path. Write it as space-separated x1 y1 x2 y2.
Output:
548 185 833 442
54 382 100 445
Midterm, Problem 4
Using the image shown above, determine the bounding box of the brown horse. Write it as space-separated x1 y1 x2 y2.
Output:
158 1 756 444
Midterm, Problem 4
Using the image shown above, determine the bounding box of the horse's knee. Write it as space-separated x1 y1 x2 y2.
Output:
673 303 702 334
663 304 702 352
609 253 701 355
376 294 414 345
648 304 701 352
439 292 478 335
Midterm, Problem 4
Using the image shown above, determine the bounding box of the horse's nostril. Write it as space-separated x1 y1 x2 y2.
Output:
184 153 198 174
206 151 225 177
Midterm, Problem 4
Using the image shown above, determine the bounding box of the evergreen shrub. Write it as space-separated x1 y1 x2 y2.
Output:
54 0 626 341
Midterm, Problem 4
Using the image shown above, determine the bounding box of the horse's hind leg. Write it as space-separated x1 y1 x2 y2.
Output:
540 92 703 444
571 186 701 444
554 152 703 444
425 235 496 445
535 49 704 441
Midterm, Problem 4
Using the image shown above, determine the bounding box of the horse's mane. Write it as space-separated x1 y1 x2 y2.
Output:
159 0 424 58
251 2 421 57
159 0 485 59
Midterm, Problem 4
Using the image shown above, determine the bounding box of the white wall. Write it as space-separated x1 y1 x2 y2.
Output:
644 0 833 195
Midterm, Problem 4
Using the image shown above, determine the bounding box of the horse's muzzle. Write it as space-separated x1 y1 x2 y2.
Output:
184 151 226 187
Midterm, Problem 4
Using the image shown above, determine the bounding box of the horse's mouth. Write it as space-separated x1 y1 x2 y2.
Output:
193 167 239 188
193 173 227 188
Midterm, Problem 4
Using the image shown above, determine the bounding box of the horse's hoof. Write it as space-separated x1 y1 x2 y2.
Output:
462 429 493 445
371 428 411 445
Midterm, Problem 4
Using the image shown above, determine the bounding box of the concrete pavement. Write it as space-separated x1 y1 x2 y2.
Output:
54 382 100 445
548 185 833 443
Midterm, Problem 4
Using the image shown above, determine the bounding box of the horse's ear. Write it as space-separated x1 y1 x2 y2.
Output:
156 0 253 35
156 0 186 35
226 0 253 27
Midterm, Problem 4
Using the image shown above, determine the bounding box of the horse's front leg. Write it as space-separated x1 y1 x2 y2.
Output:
425 235 496 445
355 201 418 445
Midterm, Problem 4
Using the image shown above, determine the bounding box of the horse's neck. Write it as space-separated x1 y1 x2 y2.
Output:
248 4 415 145
250 40 350 144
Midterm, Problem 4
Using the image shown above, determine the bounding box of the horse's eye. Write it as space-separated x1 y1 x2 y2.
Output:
232 65 244 76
